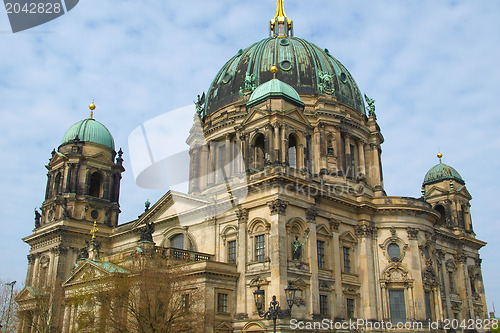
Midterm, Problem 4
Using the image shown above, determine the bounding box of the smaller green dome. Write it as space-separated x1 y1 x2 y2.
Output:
247 78 304 107
423 162 464 186
62 118 115 150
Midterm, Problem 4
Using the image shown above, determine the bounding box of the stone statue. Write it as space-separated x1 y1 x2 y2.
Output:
34 209 41 228
292 231 311 260
318 71 334 95
239 72 255 96
364 94 376 117
139 221 155 243
194 92 206 119
77 241 90 260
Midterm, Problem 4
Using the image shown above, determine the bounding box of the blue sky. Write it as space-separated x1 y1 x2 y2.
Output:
0 0 499 312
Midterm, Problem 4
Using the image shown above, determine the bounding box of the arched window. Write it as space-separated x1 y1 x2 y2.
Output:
288 134 297 169
252 134 265 170
170 234 184 249
434 205 446 226
89 172 102 198
54 172 62 196
169 233 194 251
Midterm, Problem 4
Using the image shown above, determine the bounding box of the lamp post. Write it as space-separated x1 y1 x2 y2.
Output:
4 281 16 333
253 281 296 333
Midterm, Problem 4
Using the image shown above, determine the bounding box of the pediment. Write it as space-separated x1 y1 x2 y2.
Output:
339 231 357 243
425 186 449 197
240 108 270 127
215 322 233 331
316 224 332 236
15 286 37 303
281 108 310 127
87 151 112 164
456 186 472 200
63 260 118 287
132 190 212 229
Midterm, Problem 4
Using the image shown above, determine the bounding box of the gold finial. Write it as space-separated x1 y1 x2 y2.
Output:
437 152 443 163
90 221 99 239
271 65 278 79
270 0 293 37
89 100 96 119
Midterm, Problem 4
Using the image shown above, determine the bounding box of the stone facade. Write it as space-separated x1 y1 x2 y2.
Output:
16 3 488 332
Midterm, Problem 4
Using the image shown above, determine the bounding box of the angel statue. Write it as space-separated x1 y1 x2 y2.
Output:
364 94 376 118
194 92 206 119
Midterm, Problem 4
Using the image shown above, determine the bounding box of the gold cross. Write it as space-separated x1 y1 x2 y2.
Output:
91 221 99 239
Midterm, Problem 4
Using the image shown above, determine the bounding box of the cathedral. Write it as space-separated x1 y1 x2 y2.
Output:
16 1 488 332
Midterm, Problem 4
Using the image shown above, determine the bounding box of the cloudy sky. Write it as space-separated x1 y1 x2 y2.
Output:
1 0 499 312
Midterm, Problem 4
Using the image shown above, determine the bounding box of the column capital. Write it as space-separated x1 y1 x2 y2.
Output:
267 198 288 215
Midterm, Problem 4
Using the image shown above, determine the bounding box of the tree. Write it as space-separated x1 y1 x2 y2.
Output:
0 277 19 333
15 281 65 333
66 249 208 333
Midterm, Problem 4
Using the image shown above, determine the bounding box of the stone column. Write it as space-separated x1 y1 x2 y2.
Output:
319 123 327 172
313 126 320 173
407 227 425 320
236 208 248 315
355 224 377 320
63 305 71 333
370 144 382 189
344 134 352 178
334 127 344 175
200 145 209 190
358 141 366 179
281 125 288 165
267 199 289 305
329 220 342 318
306 208 319 315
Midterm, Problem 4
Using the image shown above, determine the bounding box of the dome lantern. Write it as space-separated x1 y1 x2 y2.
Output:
270 0 293 38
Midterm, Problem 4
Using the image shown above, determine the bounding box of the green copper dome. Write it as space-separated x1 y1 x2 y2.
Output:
205 37 365 115
247 78 303 107
62 118 115 150
423 162 464 186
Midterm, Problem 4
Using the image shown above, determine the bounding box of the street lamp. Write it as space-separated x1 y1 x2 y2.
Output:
253 281 297 333
4 281 16 333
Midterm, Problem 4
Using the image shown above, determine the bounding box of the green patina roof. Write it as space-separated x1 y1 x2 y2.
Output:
206 37 365 115
90 260 130 274
423 162 465 186
62 118 115 150
247 78 303 107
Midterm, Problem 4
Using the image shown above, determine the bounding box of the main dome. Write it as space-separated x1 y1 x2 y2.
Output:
205 37 365 116
62 118 115 150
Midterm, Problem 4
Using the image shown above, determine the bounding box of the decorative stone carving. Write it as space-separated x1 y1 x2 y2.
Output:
267 199 288 215
454 252 467 264
356 225 376 238
50 245 68 256
406 227 419 240
390 227 397 237
329 219 340 232
475 257 482 268
27 253 36 263
236 208 249 223
306 206 318 222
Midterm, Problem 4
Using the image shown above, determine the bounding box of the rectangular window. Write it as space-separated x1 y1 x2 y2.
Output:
320 295 328 316
343 247 351 273
448 271 455 293
255 235 265 262
389 290 406 324
217 293 228 313
424 291 433 321
346 298 355 318
228 240 236 264
317 240 325 269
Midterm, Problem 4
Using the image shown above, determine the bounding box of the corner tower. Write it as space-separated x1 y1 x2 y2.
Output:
19 103 125 332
